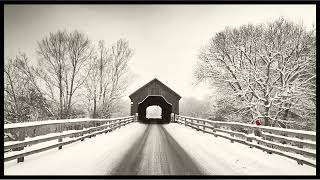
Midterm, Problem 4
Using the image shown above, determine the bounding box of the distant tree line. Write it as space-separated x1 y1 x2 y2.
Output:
194 18 316 130
4 30 134 124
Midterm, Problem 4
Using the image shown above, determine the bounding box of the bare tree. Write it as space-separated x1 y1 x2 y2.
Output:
4 53 51 123
64 30 93 117
195 18 315 129
103 39 134 118
85 39 134 118
85 40 109 118
36 30 93 119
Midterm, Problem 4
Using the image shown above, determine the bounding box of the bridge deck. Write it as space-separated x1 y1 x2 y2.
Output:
4 122 315 175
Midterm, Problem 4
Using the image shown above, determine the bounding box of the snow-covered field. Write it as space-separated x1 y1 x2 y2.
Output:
4 122 316 175
163 123 316 175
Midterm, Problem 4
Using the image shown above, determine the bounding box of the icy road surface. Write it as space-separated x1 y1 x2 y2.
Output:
4 122 316 175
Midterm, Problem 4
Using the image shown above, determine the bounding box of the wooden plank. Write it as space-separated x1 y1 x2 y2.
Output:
254 138 316 158
261 132 316 149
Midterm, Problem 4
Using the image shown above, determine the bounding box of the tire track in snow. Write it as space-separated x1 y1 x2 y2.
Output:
110 124 204 175
109 123 152 175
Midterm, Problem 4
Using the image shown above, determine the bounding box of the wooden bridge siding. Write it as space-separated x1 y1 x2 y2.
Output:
130 80 180 116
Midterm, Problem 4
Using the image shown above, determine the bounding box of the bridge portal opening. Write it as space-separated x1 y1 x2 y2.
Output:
146 105 162 119
138 95 172 124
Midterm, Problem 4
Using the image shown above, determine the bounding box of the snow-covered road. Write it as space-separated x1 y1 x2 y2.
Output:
4 122 316 175
111 124 204 175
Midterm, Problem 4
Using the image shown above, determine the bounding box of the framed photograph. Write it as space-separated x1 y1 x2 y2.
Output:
2 1 317 178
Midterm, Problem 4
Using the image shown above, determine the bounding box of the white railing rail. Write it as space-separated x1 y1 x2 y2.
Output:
175 115 316 168
4 116 138 163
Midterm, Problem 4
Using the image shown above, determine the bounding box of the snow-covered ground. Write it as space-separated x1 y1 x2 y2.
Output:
4 122 147 175
4 122 316 175
163 123 316 175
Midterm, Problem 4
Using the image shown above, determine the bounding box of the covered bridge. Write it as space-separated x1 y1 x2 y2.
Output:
129 78 181 123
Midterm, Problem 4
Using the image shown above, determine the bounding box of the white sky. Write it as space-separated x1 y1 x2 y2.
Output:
4 5 316 101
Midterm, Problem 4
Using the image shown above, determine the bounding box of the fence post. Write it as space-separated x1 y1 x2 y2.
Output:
14 129 26 163
184 117 186 126
247 128 254 148
230 125 235 143
212 123 218 137
197 120 200 131
171 113 175 123
203 121 205 132
135 113 138 122
58 138 63 149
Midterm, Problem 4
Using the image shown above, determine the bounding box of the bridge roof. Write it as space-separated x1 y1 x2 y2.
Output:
129 78 181 99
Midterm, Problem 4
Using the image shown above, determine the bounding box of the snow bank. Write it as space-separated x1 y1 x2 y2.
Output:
4 122 147 175
163 123 316 175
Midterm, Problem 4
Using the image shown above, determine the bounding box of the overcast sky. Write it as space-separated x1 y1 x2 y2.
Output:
4 5 316 101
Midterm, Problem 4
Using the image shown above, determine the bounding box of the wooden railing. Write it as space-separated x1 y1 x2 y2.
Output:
174 115 316 168
4 115 137 163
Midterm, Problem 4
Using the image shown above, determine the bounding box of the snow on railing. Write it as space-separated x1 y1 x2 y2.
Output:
4 116 137 163
175 115 316 168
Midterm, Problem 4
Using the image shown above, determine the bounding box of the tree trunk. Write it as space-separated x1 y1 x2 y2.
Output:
59 68 64 119
93 98 97 118
264 104 270 126
66 67 76 118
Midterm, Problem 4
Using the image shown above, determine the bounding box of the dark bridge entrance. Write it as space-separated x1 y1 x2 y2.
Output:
138 96 172 123
129 78 181 123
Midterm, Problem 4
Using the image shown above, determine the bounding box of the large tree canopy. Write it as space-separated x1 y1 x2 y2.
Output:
195 18 315 130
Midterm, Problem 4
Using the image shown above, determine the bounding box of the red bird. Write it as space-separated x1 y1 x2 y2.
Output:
255 119 262 126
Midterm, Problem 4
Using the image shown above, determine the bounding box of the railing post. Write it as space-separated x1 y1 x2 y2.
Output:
247 128 254 148
14 129 26 163
191 119 194 129
230 125 235 143
213 123 218 137
58 138 63 149
197 120 200 131
135 113 138 122
184 117 186 126
171 113 175 123
203 121 205 132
